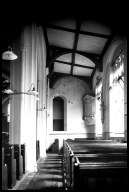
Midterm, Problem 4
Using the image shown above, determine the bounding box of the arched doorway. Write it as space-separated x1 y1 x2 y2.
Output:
53 96 64 131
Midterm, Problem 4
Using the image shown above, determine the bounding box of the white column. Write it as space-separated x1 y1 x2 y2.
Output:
10 24 38 172
36 26 47 158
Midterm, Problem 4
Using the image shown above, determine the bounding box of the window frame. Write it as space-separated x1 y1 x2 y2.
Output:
109 49 125 139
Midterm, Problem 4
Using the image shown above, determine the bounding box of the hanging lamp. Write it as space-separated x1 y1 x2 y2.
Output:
3 82 39 96
27 83 39 96
3 88 14 94
2 46 18 60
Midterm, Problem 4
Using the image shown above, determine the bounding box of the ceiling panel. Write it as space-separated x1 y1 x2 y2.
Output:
75 53 95 67
81 21 111 35
48 18 76 29
56 53 72 63
47 28 75 49
77 34 107 54
73 66 93 76
54 62 71 74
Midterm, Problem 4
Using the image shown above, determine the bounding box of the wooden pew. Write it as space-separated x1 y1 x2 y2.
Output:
66 139 127 154
2 148 8 190
71 153 127 189
4 145 16 188
63 140 70 189
21 144 26 174
36 140 40 160
63 139 127 190
70 142 126 189
73 155 127 190
2 132 9 147
13 144 23 180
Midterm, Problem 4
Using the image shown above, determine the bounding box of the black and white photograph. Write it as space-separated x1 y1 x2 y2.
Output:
1 1 127 191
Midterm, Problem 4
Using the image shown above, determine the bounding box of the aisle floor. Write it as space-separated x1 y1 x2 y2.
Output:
13 153 64 190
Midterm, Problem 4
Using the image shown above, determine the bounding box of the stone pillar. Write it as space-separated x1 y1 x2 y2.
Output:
10 24 39 172
36 26 47 158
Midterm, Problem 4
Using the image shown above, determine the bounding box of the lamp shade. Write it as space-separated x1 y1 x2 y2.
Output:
3 89 14 94
28 90 39 96
27 84 39 96
2 50 18 60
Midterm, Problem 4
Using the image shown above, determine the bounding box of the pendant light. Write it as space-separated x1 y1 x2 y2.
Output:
27 83 39 96
2 46 18 60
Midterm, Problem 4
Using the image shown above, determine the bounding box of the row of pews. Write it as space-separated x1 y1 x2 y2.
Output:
2 143 26 190
63 138 127 191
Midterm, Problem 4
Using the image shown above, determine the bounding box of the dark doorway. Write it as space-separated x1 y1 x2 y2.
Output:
53 97 64 131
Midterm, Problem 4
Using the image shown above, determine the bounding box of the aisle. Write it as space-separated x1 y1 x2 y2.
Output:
15 153 64 190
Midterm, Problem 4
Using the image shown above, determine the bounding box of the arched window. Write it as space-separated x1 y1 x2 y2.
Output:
53 96 64 131
109 49 124 137
95 78 102 137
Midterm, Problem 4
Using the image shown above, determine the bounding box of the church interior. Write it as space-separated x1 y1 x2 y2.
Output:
2 7 127 191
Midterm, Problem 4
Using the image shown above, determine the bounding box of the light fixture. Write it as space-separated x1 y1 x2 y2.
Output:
27 83 39 96
2 46 18 60
2 80 14 94
2 82 39 96
3 88 14 94
37 105 47 111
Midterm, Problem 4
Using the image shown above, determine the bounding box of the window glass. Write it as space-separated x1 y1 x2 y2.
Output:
95 79 102 137
109 50 124 137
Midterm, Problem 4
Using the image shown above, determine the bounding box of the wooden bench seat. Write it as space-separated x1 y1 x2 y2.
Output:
21 144 26 174
63 139 127 190
70 151 127 189
13 144 23 180
36 140 40 160
4 145 16 188
73 156 127 190
2 143 26 189
2 148 8 190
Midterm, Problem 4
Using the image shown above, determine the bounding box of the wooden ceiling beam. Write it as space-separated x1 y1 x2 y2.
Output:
91 66 98 79
100 32 114 58
79 31 109 39
70 20 81 74
49 45 100 57
90 33 114 80
48 63 54 78
53 71 91 79
47 24 110 39
90 58 102 79
42 26 50 68
55 60 94 69
47 24 76 33
49 46 100 68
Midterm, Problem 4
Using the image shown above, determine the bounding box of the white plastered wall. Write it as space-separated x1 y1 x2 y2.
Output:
47 76 93 150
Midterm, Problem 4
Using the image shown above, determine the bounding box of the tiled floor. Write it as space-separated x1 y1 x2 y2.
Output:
9 172 37 190
11 153 64 190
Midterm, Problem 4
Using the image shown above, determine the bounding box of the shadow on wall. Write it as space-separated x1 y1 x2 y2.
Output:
46 139 59 153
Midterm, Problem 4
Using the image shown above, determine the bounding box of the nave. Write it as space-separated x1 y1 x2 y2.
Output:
7 138 127 191
2 13 127 191
11 153 64 190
